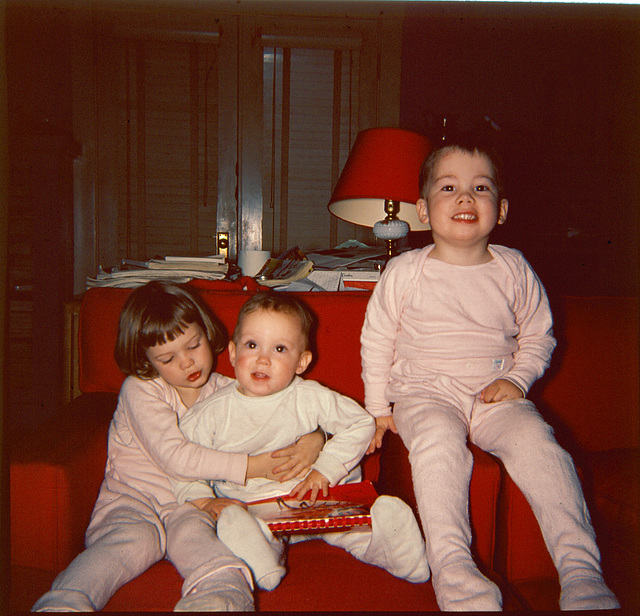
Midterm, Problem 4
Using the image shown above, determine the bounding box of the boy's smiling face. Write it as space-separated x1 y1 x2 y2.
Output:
229 308 312 397
416 148 509 264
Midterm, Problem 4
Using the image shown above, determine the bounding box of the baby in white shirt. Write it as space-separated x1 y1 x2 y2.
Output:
174 291 430 591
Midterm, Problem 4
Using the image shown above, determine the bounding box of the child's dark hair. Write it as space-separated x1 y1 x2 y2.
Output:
419 134 506 201
233 291 314 351
115 281 227 379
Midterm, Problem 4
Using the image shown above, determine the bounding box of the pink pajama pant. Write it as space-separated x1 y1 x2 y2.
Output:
390 369 603 598
32 494 250 611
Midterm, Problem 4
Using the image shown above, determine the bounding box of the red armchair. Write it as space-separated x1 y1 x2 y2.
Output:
10 283 507 612
10 285 636 611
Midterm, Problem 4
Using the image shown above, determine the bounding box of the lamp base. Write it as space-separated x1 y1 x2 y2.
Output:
373 220 409 259
373 200 410 263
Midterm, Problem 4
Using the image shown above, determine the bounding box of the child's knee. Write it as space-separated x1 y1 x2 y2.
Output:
88 517 163 566
512 409 560 453
217 504 276 544
408 424 471 474
217 504 250 527
119 519 164 561
167 503 215 535
476 399 558 456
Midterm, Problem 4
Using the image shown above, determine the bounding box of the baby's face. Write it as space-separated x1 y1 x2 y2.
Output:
229 308 312 397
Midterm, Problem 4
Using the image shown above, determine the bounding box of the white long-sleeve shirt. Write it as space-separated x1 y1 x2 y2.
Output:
360 244 556 417
173 376 375 504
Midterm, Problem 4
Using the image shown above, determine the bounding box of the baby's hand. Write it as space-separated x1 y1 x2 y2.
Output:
189 497 246 521
479 378 524 403
270 428 325 482
289 469 329 504
366 415 397 455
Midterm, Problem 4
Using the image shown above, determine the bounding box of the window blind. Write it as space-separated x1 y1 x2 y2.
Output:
262 42 360 254
114 36 219 259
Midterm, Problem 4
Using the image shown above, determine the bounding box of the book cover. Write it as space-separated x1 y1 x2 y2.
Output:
341 279 377 290
340 271 379 290
246 481 378 534
147 258 227 272
164 255 225 263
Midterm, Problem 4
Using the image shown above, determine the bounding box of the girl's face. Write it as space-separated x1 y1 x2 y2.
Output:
145 322 213 405
229 308 312 397
416 149 508 264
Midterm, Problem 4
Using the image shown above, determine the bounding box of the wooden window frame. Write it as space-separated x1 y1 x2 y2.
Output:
71 8 400 283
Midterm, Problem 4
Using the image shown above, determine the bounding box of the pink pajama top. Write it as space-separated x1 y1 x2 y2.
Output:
360 244 556 418
100 372 247 517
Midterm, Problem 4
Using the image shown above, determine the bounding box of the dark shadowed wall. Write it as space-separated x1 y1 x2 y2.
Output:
400 2 640 300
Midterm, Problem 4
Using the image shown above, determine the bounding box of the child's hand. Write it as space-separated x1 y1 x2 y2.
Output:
189 497 246 521
289 470 329 504
247 451 288 481
479 378 524 403
367 415 397 455
270 428 325 483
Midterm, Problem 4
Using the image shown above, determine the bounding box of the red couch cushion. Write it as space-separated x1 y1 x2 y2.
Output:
255 539 440 612
21 543 444 613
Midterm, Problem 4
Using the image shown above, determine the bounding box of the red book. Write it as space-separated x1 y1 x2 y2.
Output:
246 481 378 534
342 279 377 290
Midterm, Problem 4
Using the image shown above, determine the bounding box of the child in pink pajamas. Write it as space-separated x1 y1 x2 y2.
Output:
32 281 323 612
360 139 620 611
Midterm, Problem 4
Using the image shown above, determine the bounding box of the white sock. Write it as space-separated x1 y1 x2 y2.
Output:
326 495 430 583
174 567 255 612
366 495 431 582
216 505 286 591
560 572 620 611
432 561 502 611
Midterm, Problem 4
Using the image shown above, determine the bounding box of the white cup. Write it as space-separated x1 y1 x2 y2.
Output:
237 250 270 277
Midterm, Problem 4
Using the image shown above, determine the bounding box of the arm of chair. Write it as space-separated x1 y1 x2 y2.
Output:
10 393 116 572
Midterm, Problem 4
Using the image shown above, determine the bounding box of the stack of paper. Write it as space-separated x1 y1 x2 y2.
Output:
87 255 228 289
340 270 380 290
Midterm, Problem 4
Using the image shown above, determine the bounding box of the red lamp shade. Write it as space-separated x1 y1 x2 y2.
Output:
328 128 432 230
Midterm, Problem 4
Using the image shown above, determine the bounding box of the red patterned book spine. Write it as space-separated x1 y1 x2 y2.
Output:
246 481 378 535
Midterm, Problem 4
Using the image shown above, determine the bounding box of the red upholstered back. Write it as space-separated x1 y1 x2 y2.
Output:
79 282 378 482
79 286 639 456
538 296 639 452
79 281 371 406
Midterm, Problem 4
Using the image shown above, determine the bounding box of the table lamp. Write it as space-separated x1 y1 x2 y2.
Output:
328 128 432 260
